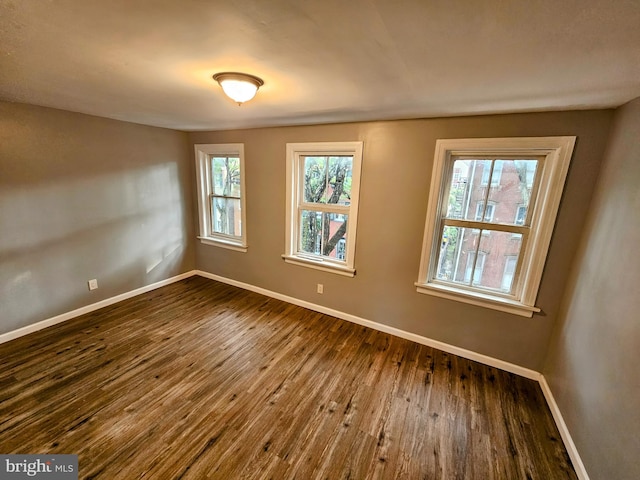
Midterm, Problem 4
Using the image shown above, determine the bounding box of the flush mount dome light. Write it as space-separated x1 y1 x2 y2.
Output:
212 72 264 105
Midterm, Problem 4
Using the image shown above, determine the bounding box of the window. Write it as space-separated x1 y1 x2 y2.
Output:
416 137 576 317
502 256 518 291
194 143 247 251
480 160 503 186
515 205 527 225
336 238 347 261
475 202 495 222
284 142 363 276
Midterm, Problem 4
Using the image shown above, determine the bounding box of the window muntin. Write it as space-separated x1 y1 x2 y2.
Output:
417 137 576 317
194 144 247 251
284 142 363 276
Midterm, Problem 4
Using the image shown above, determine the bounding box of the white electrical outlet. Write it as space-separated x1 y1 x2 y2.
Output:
88 279 98 291
317 283 323 294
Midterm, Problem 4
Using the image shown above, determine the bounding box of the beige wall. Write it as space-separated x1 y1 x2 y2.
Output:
190 109 613 370
544 98 640 479
0 101 195 335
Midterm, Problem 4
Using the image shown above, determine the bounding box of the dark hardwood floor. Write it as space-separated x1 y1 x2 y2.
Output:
0 276 576 479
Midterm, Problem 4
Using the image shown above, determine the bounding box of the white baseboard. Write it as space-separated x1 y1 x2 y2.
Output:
0 270 197 345
195 270 541 381
539 376 590 480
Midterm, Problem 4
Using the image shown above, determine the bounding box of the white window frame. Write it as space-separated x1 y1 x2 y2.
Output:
416 136 576 317
194 143 247 252
283 141 363 277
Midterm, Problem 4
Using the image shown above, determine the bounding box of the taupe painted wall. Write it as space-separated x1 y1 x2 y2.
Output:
190 109 613 370
544 98 640 480
0 101 195 335
1 98 633 475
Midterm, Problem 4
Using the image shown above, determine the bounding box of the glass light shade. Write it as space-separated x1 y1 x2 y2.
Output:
219 79 258 103
213 72 264 105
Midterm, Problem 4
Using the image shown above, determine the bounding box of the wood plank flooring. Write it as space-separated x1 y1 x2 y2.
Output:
0 276 577 479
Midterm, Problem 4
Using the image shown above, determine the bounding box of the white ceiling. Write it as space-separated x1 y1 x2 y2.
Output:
1 0 639 131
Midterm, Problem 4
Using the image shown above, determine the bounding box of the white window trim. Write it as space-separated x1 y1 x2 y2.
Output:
283 141 363 277
416 136 576 317
194 143 247 252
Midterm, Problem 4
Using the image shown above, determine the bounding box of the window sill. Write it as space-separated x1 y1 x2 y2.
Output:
282 255 355 277
198 236 247 252
414 282 540 317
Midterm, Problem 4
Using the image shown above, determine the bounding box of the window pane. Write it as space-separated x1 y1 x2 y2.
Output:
303 157 327 203
437 225 523 291
485 159 538 226
445 159 492 221
211 156 241 197
326 212 348 259
447 159 538 226
300 210 321 254
211 197 241 236
303 156 353 205
299 210 348 259
436 225 476 283
472 231 523 291
327 156 353 205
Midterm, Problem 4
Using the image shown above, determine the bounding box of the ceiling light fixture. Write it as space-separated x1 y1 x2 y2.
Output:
212 72 264 105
